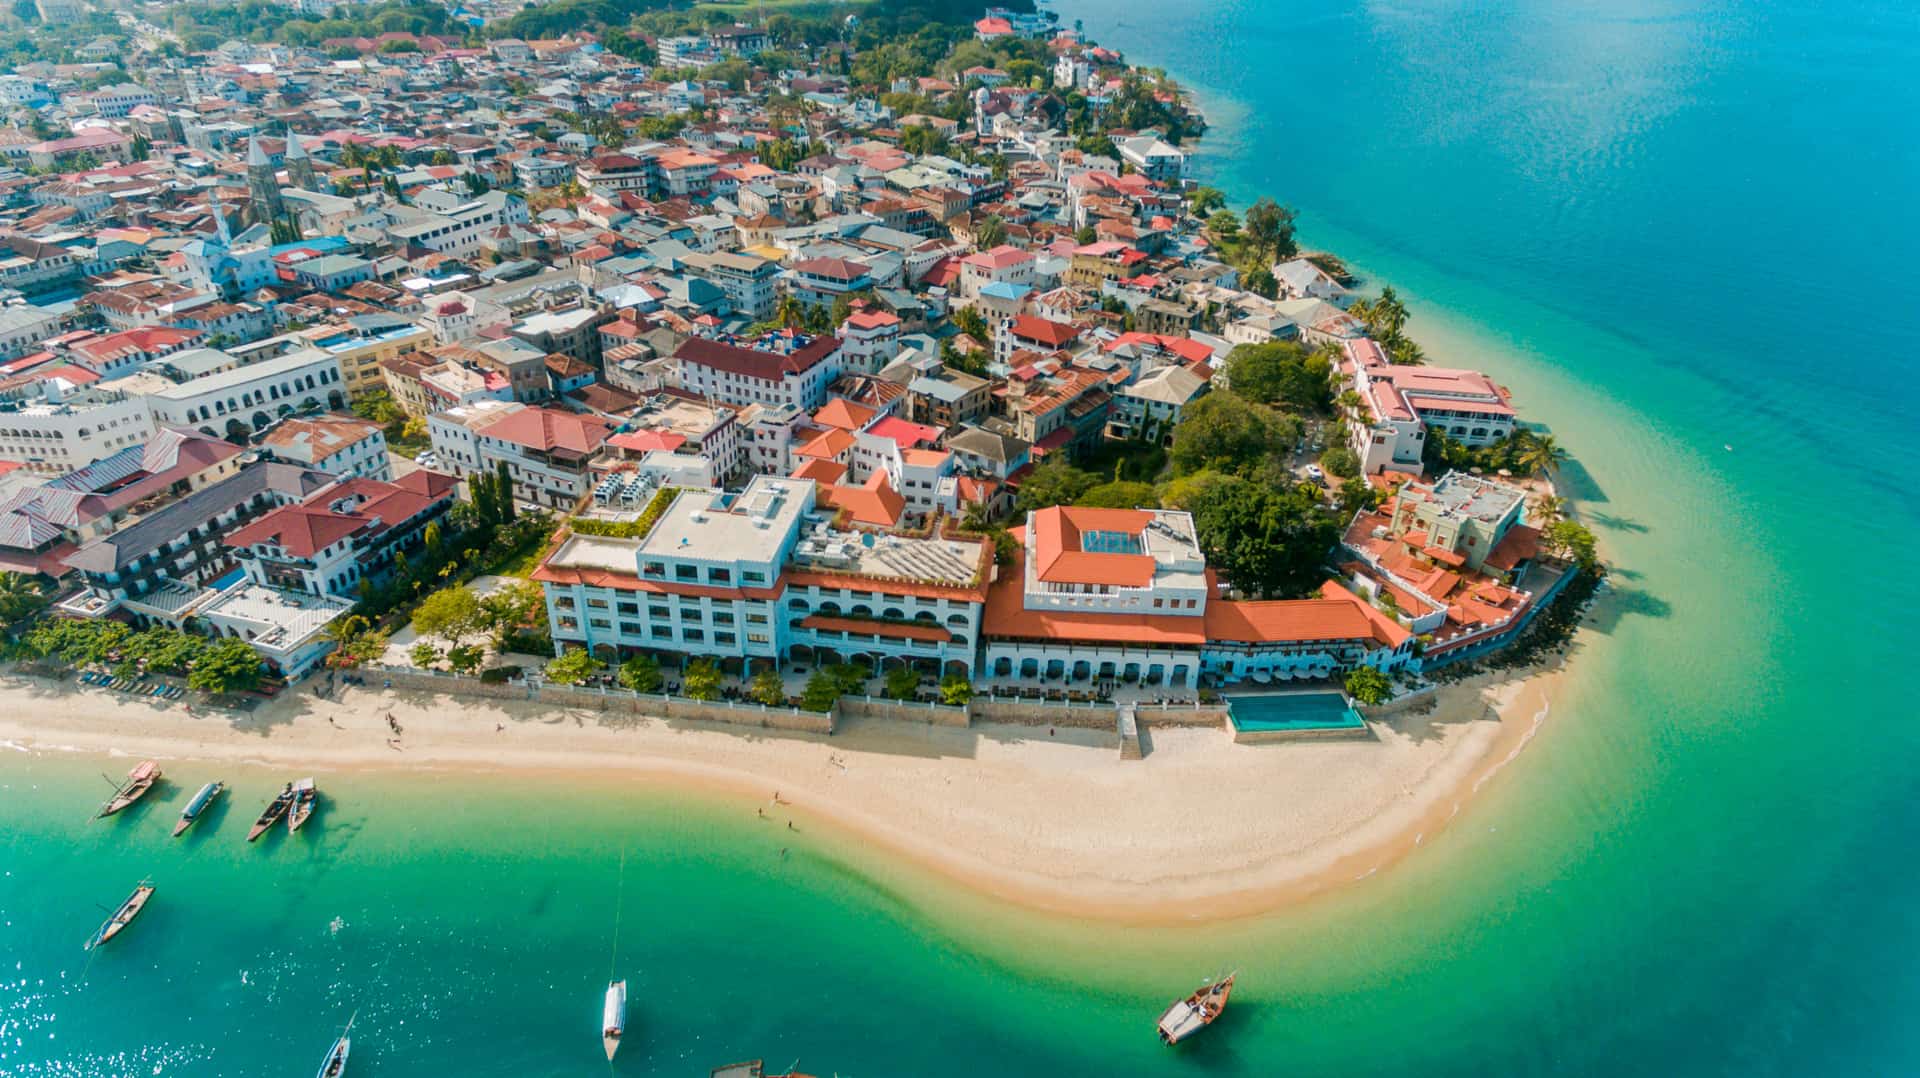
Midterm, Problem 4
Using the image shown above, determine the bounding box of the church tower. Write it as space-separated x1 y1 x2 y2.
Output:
285 130 318 192
245 135 285 223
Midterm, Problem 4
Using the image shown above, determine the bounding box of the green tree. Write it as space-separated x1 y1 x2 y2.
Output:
1186 477 1341 598
617 653 663 694
748 667 787 706
1221 340 1333 413
1242 198 1299 262
187 638 263 694
0 571 49 625
1015 456 1098 512
412 585 482 645
1338 476 1381 514
883 664 919 700
974 214 1007 249
1168 393 1299 478
409 641 442 669
1188 185 1226 216
446 643 484 675
800 668 842 712
683 658 722 701
1543 519 1601 572
1344 665 1392 706
544 647 604 685
1516 431 1569 478
478 579 545 646
1076 480 1158 509
1320 445 1360 479
938 674 973 707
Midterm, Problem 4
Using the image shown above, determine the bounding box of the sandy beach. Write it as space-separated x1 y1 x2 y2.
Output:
0 653 1570 923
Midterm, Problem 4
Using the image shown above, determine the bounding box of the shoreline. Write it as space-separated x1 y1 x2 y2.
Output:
0 633 1582 924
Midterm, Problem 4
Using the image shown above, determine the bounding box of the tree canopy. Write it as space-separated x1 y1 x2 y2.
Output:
1184 476 1342 598
1221 340 1334 414
1168 393 1300 479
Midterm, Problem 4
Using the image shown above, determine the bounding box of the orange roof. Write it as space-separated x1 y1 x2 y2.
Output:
790 458 848 485
981 534 1204 645
820 471 905 527
813 398 876 431
1204 582 1410 649
1029 506 1157 588
795 427 857 460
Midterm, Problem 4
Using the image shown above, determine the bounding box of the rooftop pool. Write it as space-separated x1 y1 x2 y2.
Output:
1226 691 1367 736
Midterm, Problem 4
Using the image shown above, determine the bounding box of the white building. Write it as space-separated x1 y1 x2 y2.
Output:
257 415 392 480
535 475 989 678
1341 338 1517 476
139 348 349 438
674 332 843 413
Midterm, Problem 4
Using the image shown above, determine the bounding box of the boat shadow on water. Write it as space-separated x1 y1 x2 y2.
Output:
181 787 237 844
1163 999 1267 1071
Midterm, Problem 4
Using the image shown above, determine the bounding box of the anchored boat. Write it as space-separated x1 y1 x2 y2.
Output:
173 780 225 837
315 1012 353 1078
287 778 318 833
97 760 161 818
85 881 154 950
603 979 627 1061
1156 973 1236 1045
248 783 296 842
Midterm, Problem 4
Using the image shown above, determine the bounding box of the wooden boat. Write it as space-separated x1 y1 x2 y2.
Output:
85 881 154 950
1156 973 1235 1045
286 778 318 833
96 760 161 818
248 783 296 842
603 979 626 1061
314 1013 353 1078
173 780 224 837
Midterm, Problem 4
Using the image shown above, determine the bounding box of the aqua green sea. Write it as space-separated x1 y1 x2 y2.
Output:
6 1 1919 1073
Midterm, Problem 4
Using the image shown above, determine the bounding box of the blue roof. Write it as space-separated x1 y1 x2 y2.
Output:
980 281 1032 301
268 236 350 258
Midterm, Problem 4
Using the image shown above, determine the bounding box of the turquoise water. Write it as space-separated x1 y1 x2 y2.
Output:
6 2 1920 1074
1225 692 1364 731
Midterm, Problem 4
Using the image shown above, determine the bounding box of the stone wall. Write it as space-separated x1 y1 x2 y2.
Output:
370 665 835 735
840 695 970 727
1131 702 1232 728
969 696 1116 729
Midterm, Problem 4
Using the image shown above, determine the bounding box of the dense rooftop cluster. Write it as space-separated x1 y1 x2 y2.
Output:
0 3 1591 699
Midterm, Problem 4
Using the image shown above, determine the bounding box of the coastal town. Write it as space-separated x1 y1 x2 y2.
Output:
0 0 1601 745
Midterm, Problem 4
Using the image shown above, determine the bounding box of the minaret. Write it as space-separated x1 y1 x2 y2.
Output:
245 134 285 223
285 130 318 192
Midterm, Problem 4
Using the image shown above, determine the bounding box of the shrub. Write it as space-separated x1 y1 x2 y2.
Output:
478 665 522 684
1344 666 1393 706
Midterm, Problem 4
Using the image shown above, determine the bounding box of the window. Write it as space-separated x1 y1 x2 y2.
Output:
675 565 699 582
617 602 638 615
682 629 704 643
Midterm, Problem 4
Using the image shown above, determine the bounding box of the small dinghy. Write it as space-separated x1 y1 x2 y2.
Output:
603 979 627 1061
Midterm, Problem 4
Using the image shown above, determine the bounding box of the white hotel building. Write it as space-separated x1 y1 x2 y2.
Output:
534 475 988 677
979 506 1416 688
1341 338 1518 477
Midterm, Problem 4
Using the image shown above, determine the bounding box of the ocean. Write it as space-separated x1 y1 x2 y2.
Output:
5 1 1918 1073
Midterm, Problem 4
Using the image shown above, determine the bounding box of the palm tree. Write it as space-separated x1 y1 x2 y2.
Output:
775 293 803 329
0 571 46 624
1516 431 1569 478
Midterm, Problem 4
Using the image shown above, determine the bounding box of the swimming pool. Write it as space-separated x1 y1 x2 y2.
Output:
1226 692 1368 740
